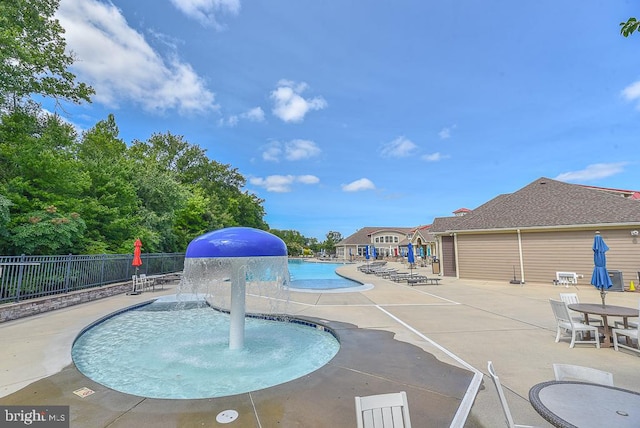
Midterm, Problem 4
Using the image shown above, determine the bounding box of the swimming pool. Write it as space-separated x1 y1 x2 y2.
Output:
287 260 370 291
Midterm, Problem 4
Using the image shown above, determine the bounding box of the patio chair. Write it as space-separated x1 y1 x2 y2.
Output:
130 275 141 294
549 299 600 348
552 363 613 386
559 293 603 326
355 391 411 428
612 300 640 355
139 274 154 292
614 297 639 330
487 361 537 428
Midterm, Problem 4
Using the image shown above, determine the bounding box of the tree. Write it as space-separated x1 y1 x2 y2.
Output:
621 17 640 37
130 132 268 231
0 0 94 108
76 115 140 253
5 205 86 255
269 229 307 256
0 195 12 240
320 231 342 254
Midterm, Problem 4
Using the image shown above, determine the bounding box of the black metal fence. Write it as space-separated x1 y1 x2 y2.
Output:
0 253 184 304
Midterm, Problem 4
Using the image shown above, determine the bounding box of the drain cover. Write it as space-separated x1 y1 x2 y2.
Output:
216 410 239 423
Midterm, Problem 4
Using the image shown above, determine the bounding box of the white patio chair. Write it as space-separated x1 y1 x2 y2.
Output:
487 361 537 428
559 293 603 326
131 275 140 293
614 297 639 330
549 299 600 348
139 274 154 292
355 391 411 428
612 300 640 355
552 363 613 386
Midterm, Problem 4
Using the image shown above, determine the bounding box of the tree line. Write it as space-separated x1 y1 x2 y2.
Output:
0 0 341 256
0 109 269 255
0 107 343 255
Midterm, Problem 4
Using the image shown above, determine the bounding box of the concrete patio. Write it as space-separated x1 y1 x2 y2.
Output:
2 260 640 427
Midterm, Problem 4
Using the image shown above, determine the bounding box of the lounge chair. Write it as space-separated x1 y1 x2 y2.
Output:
389 273 410 282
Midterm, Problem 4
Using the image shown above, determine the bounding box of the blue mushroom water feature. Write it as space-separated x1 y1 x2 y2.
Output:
182 227 289 350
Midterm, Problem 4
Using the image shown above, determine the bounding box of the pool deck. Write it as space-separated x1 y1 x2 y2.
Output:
2 261 640 427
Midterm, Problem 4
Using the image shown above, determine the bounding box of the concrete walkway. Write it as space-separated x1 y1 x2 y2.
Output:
2 261 640 427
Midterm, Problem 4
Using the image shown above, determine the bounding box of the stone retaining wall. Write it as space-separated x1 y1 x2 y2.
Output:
0 282 132 323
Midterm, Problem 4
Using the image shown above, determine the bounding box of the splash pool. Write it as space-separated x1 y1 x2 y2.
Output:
72 300 339 399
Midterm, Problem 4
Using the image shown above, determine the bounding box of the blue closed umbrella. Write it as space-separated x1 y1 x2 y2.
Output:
372 246 377 260
419 247 424 258
591 233 612 307
407 243 415 277
365 245 370 260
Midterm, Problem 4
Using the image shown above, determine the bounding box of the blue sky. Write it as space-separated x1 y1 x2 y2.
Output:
49 1 640 240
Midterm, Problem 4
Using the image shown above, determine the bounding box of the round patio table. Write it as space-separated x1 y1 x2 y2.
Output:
529 381 640 428
567 303 639 347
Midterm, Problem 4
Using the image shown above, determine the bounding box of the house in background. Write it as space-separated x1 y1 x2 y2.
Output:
407 225 437 259
335 227 414 260
336 226 439 262
430 177 640 287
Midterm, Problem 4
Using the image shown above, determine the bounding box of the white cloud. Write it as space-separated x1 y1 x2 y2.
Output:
271 80 327 123
262 140 321 162
243 107 265 122
438 124 456 139
621 81 640 106
555 163 628 182
219 115 239 127
169 0 240 29
380 136 417 158
297 175 320 184
342 178 376 192
285 139 321 160
262 143 282 162
422 152 448 162
220 107 265 127
57 0 217 115
250 175 320 192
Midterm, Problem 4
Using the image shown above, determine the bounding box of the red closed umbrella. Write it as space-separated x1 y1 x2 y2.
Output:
132 239 143 271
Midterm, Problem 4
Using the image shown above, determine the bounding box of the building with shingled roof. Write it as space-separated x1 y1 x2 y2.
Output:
429 177 640 286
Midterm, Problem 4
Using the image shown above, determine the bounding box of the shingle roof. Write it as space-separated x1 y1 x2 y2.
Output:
337 227 413 245
437 177 640 232
430 216 466 233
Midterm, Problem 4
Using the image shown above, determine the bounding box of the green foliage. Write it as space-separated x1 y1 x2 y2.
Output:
621 17 640 37
0 105 353 257
75 115 139 252
0 0 94 107
321 231 343 253
0 195 13 238
269 229 307 256
6 206 86 255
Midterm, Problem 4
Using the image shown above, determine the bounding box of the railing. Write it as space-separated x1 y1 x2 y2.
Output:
0 253 185 304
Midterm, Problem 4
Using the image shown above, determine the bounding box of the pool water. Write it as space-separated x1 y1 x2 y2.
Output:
72 301 339 399
287 260 360 290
